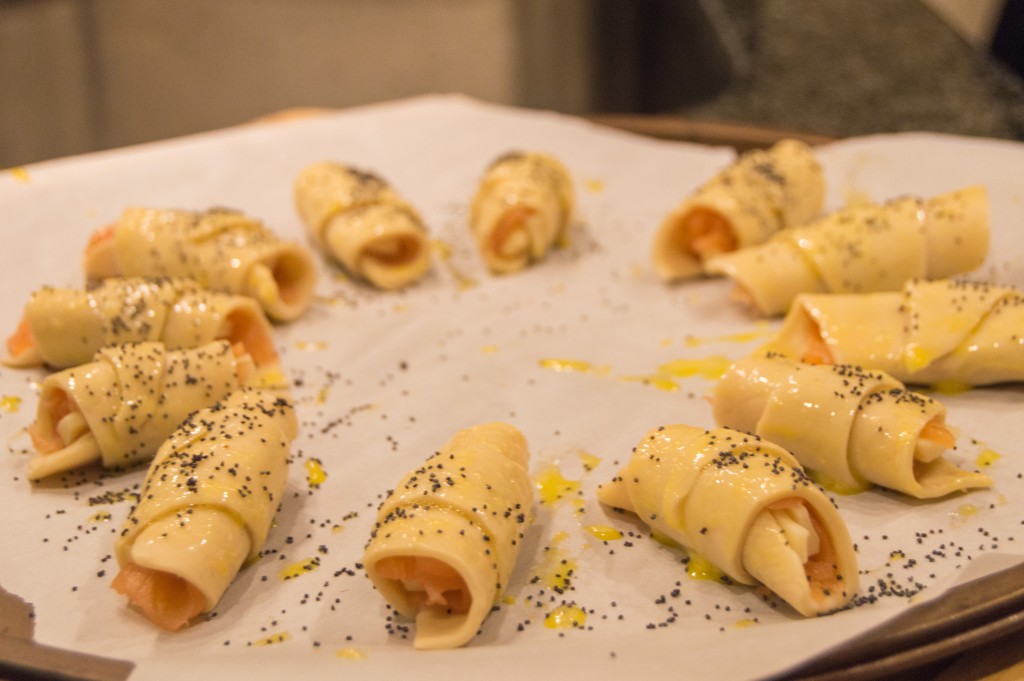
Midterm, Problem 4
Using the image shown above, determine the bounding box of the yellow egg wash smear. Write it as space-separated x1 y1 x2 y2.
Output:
0 395 21 413
657 356 733 381
336 647 366 660
539 354 732 392
902 343 932 374
534 531 579 593
251 631 292 646
620 355 734 392
279 556 321 580
544 603 587 629
930 379 972 396
584 525 623 541
305 458 328 488
535 463 583 511
686 553 725 582
253 367 287 391
976 449 1002 468
952 504 979 522
578 450 601 472
538 358 610 375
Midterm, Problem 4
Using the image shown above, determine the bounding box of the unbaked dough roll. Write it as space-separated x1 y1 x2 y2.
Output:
763 278 1024 386
597 424 858 617
294 162 432 289
469 152 574 274
27 340 253 480
111 389 296 631
363 422 533 649
4 277 281 384
652 139 824 281
713 356 991 498
704 186 989 316
82 207 318 322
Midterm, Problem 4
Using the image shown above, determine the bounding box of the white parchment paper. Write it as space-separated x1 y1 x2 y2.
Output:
2 95 1023 680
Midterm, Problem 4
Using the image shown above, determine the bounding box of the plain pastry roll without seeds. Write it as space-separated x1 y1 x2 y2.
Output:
704 186 989 316
763 278 1024 387
362 422 533 649
293 161 433 289
112 389 296 631
597 424 858 617
713 356 991 498
651 139 825 282
469 151 574 274
3 276 282 384
26 340 253 481
82 207 318 322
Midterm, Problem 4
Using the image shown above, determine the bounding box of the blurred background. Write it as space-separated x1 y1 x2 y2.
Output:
2 0 1023 167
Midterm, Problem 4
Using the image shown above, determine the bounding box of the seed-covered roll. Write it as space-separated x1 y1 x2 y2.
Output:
111 390 296 631
363 422 533 649
82 207 318 322
764 278 1024 387
652 139 824 281
469 152 574 274
713 356 991 498
704 186 989 316
597 424 858 617
4 277 281 384
294 162 432 290
27 340 253 480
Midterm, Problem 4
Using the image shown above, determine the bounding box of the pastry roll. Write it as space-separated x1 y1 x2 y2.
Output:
469 152 574 274
651 139 825 281
713 356 991 498
27 340 253 480
704 186 989 316
764 278 1024 386
111 389 296 631
597 424 858 617
82 207 318 322
294 162 432 289
363 422 533 649
4 277 281 384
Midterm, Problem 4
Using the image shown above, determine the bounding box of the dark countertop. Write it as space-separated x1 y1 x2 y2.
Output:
671 0 1024 141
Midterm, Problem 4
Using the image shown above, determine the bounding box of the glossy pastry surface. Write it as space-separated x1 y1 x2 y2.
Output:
713 356 991 498
763 278 1024 386
27 340 253 480
363 422 533 649
652 139 824 281
704 186 989 316
112 389 297 631
82 207 317 322
598 424 859 617
294 162 432 289
470 152 574 274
